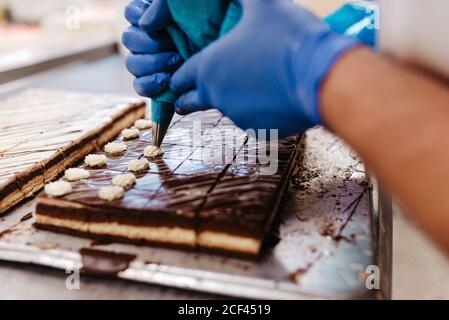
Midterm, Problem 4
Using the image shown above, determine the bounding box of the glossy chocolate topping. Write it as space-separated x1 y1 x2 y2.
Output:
36 109 300 252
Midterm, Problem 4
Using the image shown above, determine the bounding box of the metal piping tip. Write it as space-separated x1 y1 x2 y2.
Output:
152 122 168 147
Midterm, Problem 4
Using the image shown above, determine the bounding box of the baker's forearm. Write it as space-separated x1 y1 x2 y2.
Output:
321 48 449 252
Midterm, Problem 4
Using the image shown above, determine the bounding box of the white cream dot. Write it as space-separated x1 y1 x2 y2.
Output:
128 159 149 172
144 145 164 157
45 181 72 197
121 128 139 140
112 173 136 188
99 186 124 201
64 168 90 181
104 142 127 155
134 119 152 130
84 154 107 167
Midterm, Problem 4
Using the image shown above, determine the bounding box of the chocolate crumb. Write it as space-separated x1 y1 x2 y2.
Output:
295 214 308 222
90 238 113 246
320 223 336 238
289 267 308 283
20 212 33 222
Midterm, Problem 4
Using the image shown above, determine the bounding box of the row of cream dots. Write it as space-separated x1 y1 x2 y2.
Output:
44 118 163 201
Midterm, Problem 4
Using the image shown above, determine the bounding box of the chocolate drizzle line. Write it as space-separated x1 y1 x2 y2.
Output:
39 162 46 186
14 173 26 198
0 89 146 214
59 147 67 171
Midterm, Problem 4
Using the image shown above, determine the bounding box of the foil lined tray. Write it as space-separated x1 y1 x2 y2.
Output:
0 128 381 299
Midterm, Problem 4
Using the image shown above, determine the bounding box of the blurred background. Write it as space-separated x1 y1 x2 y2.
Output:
0 0 346 80
0 0 118 76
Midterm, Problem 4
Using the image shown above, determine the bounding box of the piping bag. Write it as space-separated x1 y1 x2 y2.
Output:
150 0 242 147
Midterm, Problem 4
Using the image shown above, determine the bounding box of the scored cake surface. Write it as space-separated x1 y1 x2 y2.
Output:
35 109 300 257
0 89 146 214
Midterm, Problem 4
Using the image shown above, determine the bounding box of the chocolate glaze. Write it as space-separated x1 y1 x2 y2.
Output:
80 248 136 276
36 109 300 256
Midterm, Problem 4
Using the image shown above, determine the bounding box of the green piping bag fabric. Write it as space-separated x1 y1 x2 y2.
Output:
152 0 242 125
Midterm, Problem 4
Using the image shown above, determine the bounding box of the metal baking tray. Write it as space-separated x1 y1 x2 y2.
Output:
0 128 390 299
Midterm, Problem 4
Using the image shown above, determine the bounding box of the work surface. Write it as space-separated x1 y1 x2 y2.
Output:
0 56 380 299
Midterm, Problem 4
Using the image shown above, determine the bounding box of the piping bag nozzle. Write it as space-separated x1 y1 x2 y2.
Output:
152 100 175 147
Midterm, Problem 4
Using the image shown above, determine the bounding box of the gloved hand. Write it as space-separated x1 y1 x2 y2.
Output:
170 0 359 137
122 0 182 97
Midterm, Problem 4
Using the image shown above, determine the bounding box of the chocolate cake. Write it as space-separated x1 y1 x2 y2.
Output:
35 109 300 257
0 89 146 214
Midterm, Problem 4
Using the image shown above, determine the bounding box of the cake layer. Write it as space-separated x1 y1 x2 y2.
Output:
34 219 260 255
35 215 196 247
0 89 146 214
35 109 300 257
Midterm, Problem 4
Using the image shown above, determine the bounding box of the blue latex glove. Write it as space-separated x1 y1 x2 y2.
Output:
122 0 182 97
170 0 359 138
